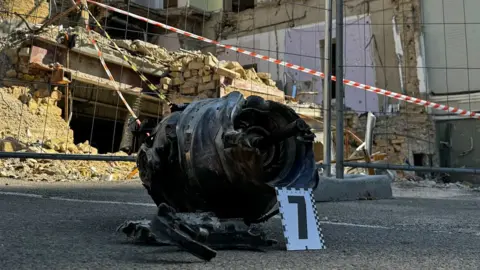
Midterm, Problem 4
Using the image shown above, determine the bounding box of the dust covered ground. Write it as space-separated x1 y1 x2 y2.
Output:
0 86 136 181
0 179 479 270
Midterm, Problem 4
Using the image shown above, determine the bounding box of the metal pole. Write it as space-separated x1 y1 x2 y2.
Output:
343 162 480 174
323 0 333 177
335 0 345 178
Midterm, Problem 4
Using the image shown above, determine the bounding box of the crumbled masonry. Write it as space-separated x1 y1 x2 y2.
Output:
0 14 434 182
0 24 282 181
10 25 279 99
0 86 134 181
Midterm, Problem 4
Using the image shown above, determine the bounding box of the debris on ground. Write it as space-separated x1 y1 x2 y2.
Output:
3 25 279 100
0 153 134 182
0 86 135 182
393 177 480 191
0 22 283 182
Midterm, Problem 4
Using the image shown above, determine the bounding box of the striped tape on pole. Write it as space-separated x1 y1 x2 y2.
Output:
79 3 141 126
87 0 480 120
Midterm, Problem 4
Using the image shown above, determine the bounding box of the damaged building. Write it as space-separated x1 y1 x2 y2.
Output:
1 26 284 150
0 0 478 182
200 0 440 173
0 0 288 180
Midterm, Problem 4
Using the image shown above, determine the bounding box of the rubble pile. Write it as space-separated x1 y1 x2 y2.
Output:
0 86 135 181
0 152 134 182
0 23 282 181
355 106 435 165
0 86 72 145
116 34 277 98
156 54 277 99
7 26 276 98
285 101 432 166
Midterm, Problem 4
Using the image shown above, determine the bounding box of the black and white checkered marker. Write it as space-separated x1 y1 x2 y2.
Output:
275 187 325 251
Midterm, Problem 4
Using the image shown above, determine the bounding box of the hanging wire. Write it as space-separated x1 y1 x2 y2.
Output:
87 84 100 154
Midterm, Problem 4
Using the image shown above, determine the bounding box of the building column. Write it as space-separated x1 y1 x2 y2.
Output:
393 0 438 168
223 0 232 12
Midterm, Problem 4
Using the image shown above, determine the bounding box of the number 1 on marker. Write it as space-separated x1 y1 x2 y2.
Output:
288 195 308 240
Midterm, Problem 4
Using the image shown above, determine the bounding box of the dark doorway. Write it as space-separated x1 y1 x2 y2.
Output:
232 0 255 11
413 153 426 166
320 39 337 100
331 42 336 99
69 115 124 154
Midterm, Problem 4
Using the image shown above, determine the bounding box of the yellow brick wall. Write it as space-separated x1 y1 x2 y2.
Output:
1 0 50 24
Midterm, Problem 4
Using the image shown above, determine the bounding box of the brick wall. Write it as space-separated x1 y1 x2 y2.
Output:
389 0 438 166
0 0 49 24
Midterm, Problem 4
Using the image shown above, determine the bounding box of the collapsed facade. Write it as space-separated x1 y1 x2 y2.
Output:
0 0 289 180
1 0 478 182
201 0 480 183
201 0 437 172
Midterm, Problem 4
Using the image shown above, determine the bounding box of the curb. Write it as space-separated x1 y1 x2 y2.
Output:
313 174 393 202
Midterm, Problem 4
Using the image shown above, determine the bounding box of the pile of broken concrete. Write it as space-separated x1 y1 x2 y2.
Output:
0 86 135 182
156 53 277 99
110 30 278 99
0 152 134 182
22 25 279 98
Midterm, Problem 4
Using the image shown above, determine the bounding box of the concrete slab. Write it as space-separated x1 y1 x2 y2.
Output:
314 174 393 202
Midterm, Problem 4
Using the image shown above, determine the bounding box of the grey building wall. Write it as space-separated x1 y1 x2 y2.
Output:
422 0 480 96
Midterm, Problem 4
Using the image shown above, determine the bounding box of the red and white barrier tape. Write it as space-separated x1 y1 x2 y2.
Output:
87 0 480 120
80 4 141 126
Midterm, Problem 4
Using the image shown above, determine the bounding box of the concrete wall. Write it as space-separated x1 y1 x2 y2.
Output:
217 15 379 113
421 0 480 116
436 118 480 184
421 0 480 96
0 0 49 24
151 33 182 51
203 0 440 168
131 0 164 9
205 0 403 113
188 0 223 12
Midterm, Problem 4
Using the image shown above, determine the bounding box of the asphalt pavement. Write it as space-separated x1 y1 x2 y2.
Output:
0 178 479 270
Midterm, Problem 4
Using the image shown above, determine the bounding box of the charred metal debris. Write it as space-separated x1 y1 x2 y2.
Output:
122 91 318 261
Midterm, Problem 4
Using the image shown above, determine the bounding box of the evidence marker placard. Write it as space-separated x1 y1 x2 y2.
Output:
275 187 325 251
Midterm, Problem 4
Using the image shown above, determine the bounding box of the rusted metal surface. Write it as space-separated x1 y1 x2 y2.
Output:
50 66 71 85
133 91 317 260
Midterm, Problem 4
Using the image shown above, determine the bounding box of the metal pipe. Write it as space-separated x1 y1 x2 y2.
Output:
335 0 345 178
343 162 480 174
322 0 333 177
0 152 135 161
